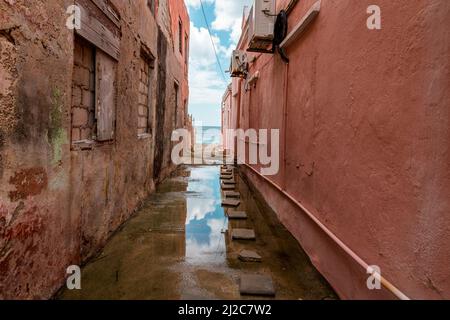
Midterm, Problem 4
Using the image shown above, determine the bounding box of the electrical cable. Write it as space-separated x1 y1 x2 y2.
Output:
199 0 228 84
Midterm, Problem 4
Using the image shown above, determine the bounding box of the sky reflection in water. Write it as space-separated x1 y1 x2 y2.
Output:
185 166 228 264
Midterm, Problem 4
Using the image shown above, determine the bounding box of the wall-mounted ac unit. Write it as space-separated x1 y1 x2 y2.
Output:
248 0 276 52
230 50 248 78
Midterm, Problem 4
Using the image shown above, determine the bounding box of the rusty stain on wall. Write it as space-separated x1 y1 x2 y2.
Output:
8 168 48 202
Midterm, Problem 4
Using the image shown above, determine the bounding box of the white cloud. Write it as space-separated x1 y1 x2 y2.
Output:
188 23 227 106
211 0 252 44
186 0 252 53
184 0 214 9
184 0 252 125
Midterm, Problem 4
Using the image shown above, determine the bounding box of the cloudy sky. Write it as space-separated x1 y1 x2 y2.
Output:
185 0 252 127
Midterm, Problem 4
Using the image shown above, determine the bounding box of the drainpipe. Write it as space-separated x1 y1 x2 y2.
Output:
286 0 300 15
242 163 410 300
281 62 289 190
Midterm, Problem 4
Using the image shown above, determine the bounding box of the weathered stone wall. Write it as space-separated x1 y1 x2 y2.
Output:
156 0 190 181
0 0 190 299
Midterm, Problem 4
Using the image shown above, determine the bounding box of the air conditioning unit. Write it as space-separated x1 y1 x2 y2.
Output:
230 50 248 77
248 0 276 52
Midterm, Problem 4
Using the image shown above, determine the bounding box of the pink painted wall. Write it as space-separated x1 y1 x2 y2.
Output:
168 0 190 126
227 0 450 299
222 85 232 149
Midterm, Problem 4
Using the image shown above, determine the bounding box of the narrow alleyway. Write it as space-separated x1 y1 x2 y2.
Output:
58 165 336 300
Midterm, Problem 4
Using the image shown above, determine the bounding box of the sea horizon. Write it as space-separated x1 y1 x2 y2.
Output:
194 125 222 145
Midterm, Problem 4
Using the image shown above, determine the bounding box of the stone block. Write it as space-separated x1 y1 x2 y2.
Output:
71 128 81 142
240 274 275 296
227 211 247 219
222 199 240 207
82 89 93 107
138 116 148 129
72 108 88 127
223 191 240 198
73 66 90 87
232 229 256 240
80 128 91 140
138 105 148 117
238 250 262 262
221 182 235 190
72 86 82 106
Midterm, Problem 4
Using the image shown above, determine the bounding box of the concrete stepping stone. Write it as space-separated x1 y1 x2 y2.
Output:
223 191 240 198
227 210 247 219
222 179 236 185
240 274 275 297
221 183 235 190
222 199 240 207
232 229 256 240
238 250 262 262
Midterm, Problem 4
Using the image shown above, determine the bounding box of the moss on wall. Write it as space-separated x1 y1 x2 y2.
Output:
48 87 67 166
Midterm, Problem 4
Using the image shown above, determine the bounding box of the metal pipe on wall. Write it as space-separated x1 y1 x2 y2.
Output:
242 163 411 300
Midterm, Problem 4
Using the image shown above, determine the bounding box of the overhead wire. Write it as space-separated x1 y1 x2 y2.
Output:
199 0 228 84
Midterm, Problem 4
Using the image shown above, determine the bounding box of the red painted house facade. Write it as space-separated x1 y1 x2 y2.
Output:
223 0 449 299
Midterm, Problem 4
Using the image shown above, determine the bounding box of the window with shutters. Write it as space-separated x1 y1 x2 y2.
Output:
71 1 120 148
71 38 117 145
138 49 155 137
95 50 117 142
71 36 96 143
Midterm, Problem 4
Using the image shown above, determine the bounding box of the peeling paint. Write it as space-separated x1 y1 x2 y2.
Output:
8 168 48 202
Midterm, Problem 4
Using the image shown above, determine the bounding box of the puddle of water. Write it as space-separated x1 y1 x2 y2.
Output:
185 166 228 265
58 165 337 300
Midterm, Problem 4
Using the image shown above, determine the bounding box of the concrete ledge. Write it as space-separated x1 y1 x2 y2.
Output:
280 0 321 49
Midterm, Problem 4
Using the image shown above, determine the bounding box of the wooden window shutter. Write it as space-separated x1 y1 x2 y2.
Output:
96 50 117 141
75 1 120 61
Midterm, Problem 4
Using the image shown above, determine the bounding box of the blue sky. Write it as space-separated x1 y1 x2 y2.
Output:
185 0 252 127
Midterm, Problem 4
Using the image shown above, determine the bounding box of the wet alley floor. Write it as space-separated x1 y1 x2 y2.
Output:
59 166 337 300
